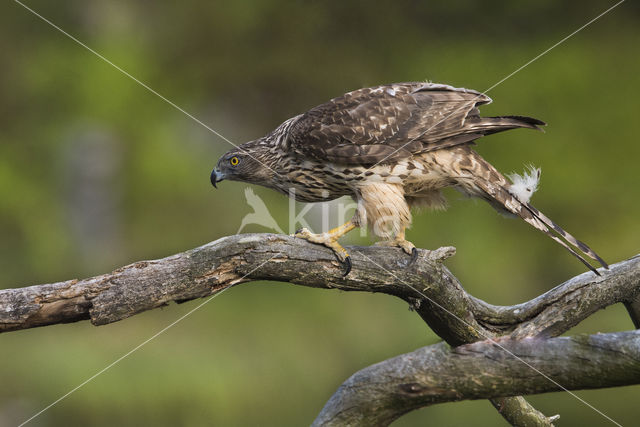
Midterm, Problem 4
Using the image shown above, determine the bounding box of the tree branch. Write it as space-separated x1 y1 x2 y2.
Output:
470 254 640 338
1 233 638 426
312 330 638 426
3 234 636 334
0 234 461 331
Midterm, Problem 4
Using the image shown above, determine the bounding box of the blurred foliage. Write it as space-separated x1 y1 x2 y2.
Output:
1 1 639 426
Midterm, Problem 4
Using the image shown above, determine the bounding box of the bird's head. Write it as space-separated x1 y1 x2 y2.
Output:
211 139 275 188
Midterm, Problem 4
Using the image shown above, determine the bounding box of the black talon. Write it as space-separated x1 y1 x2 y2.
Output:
295 228 304 235
341 256 352 277
408 247 419 266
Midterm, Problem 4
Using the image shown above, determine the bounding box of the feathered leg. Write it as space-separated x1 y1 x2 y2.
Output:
357 182 418 263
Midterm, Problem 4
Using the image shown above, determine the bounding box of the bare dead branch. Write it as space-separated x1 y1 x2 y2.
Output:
2 234 636 335
1 233 638 426
313 330 639 426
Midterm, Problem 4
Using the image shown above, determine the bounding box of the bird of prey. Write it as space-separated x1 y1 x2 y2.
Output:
211 82 607 276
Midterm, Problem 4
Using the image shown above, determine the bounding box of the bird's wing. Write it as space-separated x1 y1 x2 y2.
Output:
286 82 542 166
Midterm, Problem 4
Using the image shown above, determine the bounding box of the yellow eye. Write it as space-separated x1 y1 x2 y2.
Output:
229 156 239 166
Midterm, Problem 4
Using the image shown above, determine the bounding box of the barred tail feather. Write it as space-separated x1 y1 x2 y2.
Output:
475 179 608 275
518 207 604 275
522 203 609 269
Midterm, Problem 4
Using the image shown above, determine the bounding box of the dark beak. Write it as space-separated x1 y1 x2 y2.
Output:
210 169 224 188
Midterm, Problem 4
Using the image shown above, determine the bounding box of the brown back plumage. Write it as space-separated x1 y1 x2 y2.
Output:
286 82 544 165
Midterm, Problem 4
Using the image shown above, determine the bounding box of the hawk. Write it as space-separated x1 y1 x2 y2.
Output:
211 82 607 276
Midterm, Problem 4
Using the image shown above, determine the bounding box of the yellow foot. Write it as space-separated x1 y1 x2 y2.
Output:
293 226 353 276
375 238 419 265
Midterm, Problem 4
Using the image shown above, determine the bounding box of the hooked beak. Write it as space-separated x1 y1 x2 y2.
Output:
210 169 225 188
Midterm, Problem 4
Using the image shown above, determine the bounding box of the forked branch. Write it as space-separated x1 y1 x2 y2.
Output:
1 234 638 426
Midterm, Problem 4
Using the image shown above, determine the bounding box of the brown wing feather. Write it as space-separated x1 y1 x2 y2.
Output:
287 82 493 165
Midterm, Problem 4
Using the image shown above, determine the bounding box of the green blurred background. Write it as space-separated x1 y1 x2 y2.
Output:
1 1 639 426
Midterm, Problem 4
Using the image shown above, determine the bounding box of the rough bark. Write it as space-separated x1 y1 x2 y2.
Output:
313 331 638 426
2 234 636 334
1 233 638 426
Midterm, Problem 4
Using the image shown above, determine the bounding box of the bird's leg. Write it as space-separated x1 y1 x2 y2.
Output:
374 228 419 265
293 221 357 276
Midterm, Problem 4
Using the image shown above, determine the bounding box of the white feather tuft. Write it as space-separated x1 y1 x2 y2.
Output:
507 165 541 203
